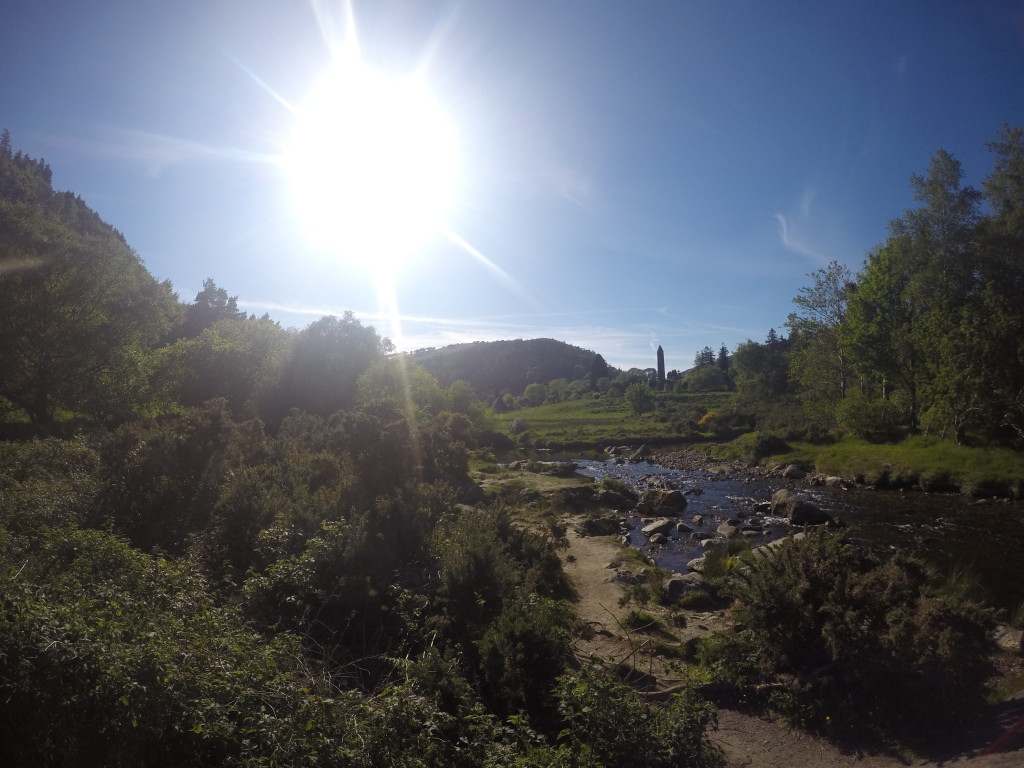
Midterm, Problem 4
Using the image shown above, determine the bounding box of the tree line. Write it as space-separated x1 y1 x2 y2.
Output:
728 126 1024 447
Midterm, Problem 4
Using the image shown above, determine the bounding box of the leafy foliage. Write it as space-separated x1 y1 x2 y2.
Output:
624 381 655 414
555 666 722 768
709 532 997 743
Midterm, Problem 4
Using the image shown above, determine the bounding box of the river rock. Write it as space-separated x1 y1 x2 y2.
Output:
993 625 1024 652
782 464 807 479
649 532 668 545
675 521 693 533
641 488 688 513
667 572 708 601
630 444 651 462
691 514 704 526
658 489 689 510
716 522 739 537
641 518 674 537
645 475 676 491
596 488 631 508
687 556 706 573
579 517 623 537
752 532 807 558
770 488 833 526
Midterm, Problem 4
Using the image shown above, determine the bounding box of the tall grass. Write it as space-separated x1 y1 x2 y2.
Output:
760 435 1024 496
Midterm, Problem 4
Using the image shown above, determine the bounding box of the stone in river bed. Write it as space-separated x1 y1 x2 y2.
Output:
641 518 674 537
716 522 739 537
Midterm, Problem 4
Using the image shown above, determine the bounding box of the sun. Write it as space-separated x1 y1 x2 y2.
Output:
284 61 457 272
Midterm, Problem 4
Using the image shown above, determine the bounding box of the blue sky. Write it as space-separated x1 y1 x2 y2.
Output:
3 0 1023 371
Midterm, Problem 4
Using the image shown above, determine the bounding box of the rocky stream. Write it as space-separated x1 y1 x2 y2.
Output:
572 451 1024 616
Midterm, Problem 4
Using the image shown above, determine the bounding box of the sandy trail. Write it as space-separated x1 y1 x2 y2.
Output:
559 513 1024 768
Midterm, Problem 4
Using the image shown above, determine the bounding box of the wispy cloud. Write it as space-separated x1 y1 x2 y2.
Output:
774 212 827 264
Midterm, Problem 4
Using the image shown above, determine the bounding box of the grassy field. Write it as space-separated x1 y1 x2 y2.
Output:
493 391 738 450
703 433 1024 497
493 393 1024 497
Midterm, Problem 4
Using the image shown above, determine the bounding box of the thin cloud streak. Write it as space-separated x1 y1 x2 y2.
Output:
774 212 827 264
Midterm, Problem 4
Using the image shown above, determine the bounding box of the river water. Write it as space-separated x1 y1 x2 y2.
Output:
573 457 1024 615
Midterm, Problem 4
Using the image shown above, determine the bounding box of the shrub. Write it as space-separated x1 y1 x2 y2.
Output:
555 666 722 767
837 391 901 441
624 382 655 415
752 433 791 460
478 595 574 720
709 531 997 743
620 609 665 633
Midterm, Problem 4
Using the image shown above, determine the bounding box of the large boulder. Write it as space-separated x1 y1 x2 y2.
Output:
993 625 1024 652
630 444 651 462
641 518 675 537
641 488 688 513
666 572 709 601
596 488 631 508
557 485 598 510
751 532 808 559
687 556 707 573
716 521 739 537
580 516 624 537
770 488 833 526
658 489 689 510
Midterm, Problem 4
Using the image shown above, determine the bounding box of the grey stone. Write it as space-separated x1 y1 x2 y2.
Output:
641 518 674 537
717 522 739 537
770 488 833 526
667 573 708 601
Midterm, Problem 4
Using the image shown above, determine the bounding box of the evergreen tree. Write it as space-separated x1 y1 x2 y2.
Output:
716 344 730 372
693 346 715 367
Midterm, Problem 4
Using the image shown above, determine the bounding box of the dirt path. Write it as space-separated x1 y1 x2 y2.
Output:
559 513 1024 768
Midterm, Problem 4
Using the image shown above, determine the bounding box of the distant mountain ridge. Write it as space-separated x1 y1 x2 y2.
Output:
409 338 612 399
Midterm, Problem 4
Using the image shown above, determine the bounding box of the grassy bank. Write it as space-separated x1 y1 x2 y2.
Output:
494 391 738 449
707 433 1024 498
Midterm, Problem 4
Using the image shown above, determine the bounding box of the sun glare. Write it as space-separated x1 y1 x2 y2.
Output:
284 62 457 271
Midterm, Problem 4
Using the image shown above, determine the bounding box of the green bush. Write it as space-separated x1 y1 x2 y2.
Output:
709 531 997 743
836 391 901 441
555 666 722 767
624 381 655 415
620 608 665 633
478 595 574 720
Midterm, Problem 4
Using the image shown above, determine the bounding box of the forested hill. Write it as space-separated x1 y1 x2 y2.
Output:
0 130 180 426
410 338 613 400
